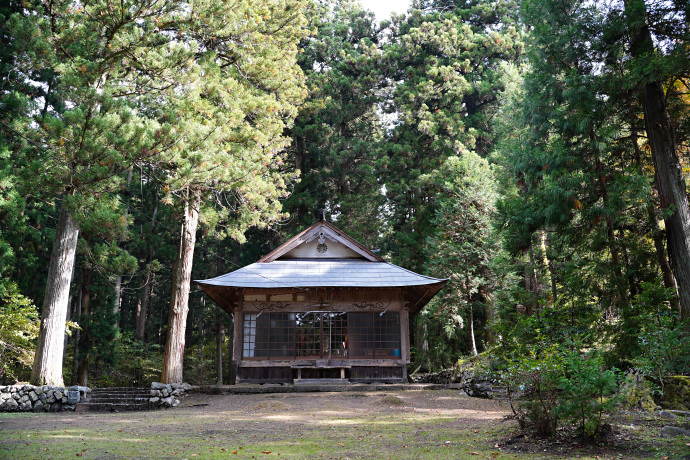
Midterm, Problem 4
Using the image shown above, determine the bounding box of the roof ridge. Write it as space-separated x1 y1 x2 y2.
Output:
256 221 383 263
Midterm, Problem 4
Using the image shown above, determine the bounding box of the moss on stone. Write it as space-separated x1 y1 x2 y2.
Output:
620 375 657 412
658 375 690 411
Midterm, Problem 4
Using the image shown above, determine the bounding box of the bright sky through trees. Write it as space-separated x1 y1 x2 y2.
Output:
360 0 410 20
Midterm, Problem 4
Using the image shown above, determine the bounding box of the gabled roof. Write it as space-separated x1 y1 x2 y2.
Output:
257 220 383 262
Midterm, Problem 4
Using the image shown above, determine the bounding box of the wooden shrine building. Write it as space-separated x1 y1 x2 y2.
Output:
194 217 446 384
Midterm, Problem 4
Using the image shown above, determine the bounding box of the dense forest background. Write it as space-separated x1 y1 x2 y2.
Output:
1 0 688 404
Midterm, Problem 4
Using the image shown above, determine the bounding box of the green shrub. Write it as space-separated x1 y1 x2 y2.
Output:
0 282 39 383
556 351 620 437
500 344 563 436
500 345 621 438
618 282 690 379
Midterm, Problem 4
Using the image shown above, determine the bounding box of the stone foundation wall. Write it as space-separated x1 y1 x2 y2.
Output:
149 382 192 408
0 385 90 412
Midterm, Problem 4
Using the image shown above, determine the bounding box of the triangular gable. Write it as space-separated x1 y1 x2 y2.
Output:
258 221 383 263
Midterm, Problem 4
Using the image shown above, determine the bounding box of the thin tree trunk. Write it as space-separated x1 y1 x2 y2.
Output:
527 244 540 314
539 230 557 305
197 305 203 385
31 204 80 386
627 1 690 319
482 287 495 347
135 197 158 341
113 275 122 328
76 267 92 387
620 230 639 299
135 273 153 341
595 155 630 308
468 294 478 357
72 277 82 383
161 188 201 383
228 314 236 384
294 135 304 173
216 319 224 385
63 278 75 358
546 247 558 304
111 170 133 330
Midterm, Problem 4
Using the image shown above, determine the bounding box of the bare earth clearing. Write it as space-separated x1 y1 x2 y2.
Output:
0 389 687 459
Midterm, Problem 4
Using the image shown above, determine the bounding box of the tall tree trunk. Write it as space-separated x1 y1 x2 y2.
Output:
161 188 201 383
631 112 680 311
76 266 92 387
30 204 80 386
526 244 540 314
641 84 690 319
627 1 690 319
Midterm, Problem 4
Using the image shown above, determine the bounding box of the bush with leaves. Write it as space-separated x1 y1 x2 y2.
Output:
0 281 39 383
556 351 620 437
501 345 621 438
620 282 690 382
498 304 622 438
501 344 563 436
84 333 163 388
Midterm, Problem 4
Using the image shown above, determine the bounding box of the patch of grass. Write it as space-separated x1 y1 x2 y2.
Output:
376 395 405 406
0 391 686 459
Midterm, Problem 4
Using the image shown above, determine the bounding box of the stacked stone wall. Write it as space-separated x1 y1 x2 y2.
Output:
0 385 90 412
149 382 192 408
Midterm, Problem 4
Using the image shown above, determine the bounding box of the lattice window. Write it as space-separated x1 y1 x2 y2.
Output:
348 313 374 358
323 313 348 358
348 312 400 359
253 313 270 358
374 312 401 358
243 314 257 358
243 311 400 360
296 313 321 358
269 313 295 358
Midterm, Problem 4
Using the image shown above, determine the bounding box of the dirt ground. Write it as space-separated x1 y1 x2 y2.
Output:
0 389 688 459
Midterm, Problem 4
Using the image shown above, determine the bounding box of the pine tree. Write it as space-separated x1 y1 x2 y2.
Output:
282 0 386 243
2 0 307 386
156 0 310 383
381 0 523 272
425 153 502 357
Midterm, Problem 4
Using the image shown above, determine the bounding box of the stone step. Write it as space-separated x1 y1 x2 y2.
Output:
90 387 147 391
76 387 153 412
85 395 149 403
294 378 349 384
89 391 150 396
75 402 150 412
75 386 184 412
90 388 150 394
